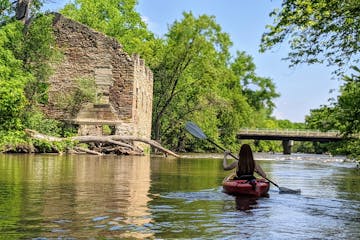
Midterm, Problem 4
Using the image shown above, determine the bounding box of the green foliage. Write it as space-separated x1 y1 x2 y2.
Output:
23 108 63 136
75 77 97 102
307 68 360 134
0 0 13 23
61 125 79 138
0 80 26 130
343 140 360 162
261 0 360 75
0 0 44 24
1 8 59 106
0 130 28 152
335 67 360 136
151 12 231 146
215 81 253 148
149 12 280 151
305 68 360 159
0 21 29 131
322 139 360 161
31 139 56 153
61 0 154 57
293 141 315 153
0 13 60 132
231 51 279 115
102 125 112 135
22 14 61 104
262 0 360 161
276 119 306 129
306 105 338 130
31 138 74 153
0 5 73 153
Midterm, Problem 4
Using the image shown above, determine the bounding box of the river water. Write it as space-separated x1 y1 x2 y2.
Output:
0 153 359 239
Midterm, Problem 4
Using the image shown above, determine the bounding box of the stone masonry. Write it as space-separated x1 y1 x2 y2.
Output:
45 13 153 141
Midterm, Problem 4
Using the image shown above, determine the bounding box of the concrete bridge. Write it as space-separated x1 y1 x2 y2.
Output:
236 129 343 154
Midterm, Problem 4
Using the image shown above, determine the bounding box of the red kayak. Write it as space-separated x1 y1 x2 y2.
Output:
222 174 270 197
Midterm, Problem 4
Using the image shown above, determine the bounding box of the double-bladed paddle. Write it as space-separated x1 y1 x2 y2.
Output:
185 121 301 194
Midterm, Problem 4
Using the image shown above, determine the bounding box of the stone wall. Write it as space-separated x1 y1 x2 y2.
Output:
131 54 153 139
46 13 153 140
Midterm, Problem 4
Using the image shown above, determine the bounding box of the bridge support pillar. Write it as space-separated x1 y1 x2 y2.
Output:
282 140 294 155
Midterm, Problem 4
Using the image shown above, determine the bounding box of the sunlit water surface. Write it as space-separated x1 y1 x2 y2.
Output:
0 153 359 239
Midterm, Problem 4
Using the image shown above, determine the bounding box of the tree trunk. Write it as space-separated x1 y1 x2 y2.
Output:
16 0 30 22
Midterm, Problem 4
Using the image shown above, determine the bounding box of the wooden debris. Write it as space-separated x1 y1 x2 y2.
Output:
25 129 179 157
74 146 103 155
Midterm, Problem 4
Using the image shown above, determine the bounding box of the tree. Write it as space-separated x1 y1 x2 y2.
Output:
21 14 60 104
334 67 360 135
0 1 64 151
260 0 360 75
151 12 232 144
305 105 338 131
0 1 57 105
305 68 360 159
262 0 360 161
231 51 279 115
0 21 29 131
1 0 44 24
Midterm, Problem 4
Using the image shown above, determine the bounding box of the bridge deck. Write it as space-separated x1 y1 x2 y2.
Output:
236 129 342 142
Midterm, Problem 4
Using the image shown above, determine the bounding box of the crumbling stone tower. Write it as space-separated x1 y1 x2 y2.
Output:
44 13 153 142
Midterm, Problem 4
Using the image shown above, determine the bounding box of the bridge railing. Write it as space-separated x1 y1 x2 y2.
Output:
239 128 341 137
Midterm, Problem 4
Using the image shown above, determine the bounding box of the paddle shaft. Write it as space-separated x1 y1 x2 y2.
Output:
185 121 283 190
207 138 239 160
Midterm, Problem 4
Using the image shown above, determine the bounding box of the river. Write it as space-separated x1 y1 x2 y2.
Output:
0 153 359 239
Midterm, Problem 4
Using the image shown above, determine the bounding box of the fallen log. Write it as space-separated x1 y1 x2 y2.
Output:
25 129 62 141
70 135 137 150
74 146 103 155
111 136 179 157
25 129 179 157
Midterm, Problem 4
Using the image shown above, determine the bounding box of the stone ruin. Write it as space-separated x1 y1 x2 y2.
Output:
42 13 153 143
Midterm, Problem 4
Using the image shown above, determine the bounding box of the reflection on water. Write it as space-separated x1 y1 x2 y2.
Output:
0 154 153 239
235 196 259 211
0 153 359 239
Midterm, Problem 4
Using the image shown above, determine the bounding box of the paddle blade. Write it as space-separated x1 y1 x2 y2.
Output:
185 122 207 139
278 187 301 194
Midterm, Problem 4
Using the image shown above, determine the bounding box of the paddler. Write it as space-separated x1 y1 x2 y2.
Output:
223 144 267 181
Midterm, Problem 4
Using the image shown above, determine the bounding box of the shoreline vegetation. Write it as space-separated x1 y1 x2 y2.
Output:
0 1 359 164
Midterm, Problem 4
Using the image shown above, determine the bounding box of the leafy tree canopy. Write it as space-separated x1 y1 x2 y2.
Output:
151 12 232 145
231 51 279 115
260 0 360 74
305 67 360 160
151 12 279 151
61 0 155 57
0 0 44 24
0 21 29 131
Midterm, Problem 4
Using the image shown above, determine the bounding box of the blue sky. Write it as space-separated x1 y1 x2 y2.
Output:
44 0 341 123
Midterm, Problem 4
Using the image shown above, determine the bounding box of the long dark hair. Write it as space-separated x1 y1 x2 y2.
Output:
236 144 255 176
